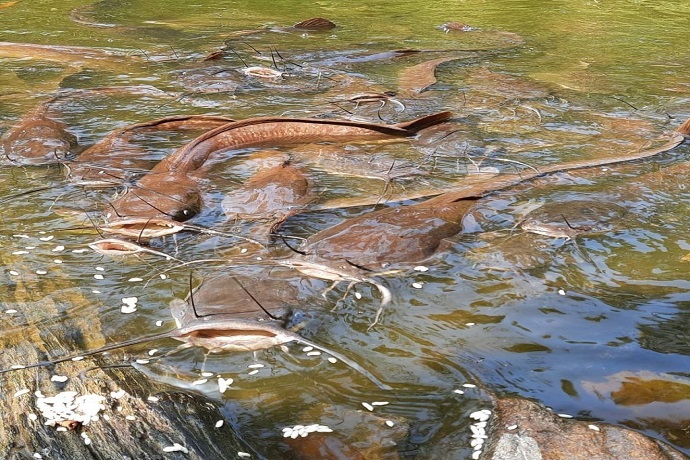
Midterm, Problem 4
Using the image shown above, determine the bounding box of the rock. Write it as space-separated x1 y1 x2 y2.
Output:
483 398 689 460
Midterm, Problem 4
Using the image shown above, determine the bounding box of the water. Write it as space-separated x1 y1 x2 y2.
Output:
1 0 690 458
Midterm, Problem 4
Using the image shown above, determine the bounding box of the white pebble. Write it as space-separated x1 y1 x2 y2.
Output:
12 234 29 238
148 349 158 356
215 420 224 428
5 309 18 314
53 259 62 264
125 415 136 421
155 320 163 327
128 277 143 282
160 274 168 280
135 359 150 365
92 290 101 294
558 413 573 418
237 452 251 458
588 424 600 432
470 438 484 448
371 401 389 406
307 351 321 357
362 402 374 411
465 322 476 327
472 450 482 459
463 383 477 388
9 270 19 276
93 274 104 280
39 235 54 241
12 251 29 255
50 375 68 383
35 270 47 275
95 267 105 272
327 357 337 364
558 289 566 295
413 265 429 272
453 389 465 395
507 424 518 430
302 346 314 352
28 413 38 421
411 282 423 289
33 453 42 459
385 420 395 427
354 292 362 300
240 248 248 254
247 369 259 376
147 396 159 402
192 379 208 386
72 249 87 253
201 371 214 377
52 245 65 252
247 363 265 369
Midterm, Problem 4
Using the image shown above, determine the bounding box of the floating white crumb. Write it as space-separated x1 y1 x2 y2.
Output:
110 389 126 399
93 274 104 280
162 443 188 453
218 377 233 393
558 289 566 295
128 277 143 282
247 363 264 369
411 282 423 289
237 452 251 458
120 305 137 314
462 383 477 388
35 270 47 275
327 357 337 364
5 309 18 314
52 245 65 252
147 396 159 402
50 375 68 383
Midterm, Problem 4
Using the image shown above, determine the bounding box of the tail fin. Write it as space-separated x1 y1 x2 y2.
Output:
676 116 690 136
395 111 453 134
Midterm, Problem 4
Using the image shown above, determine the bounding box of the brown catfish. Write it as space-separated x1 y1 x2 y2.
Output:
292 117 690 270
0 284 391 390
104 112 453 233
67 114 235 186
1 100 78 165
221 159 312 233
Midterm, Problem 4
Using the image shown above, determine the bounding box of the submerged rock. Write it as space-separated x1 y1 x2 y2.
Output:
483 398 689 460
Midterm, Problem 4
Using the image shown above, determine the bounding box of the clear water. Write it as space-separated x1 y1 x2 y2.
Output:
1 0 690 458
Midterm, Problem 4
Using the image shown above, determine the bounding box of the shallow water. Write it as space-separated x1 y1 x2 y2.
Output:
1 0 690 458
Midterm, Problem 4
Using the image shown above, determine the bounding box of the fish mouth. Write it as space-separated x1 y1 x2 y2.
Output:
101 217 185 239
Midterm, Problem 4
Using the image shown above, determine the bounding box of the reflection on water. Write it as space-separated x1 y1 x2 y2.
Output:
1 0 690 457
